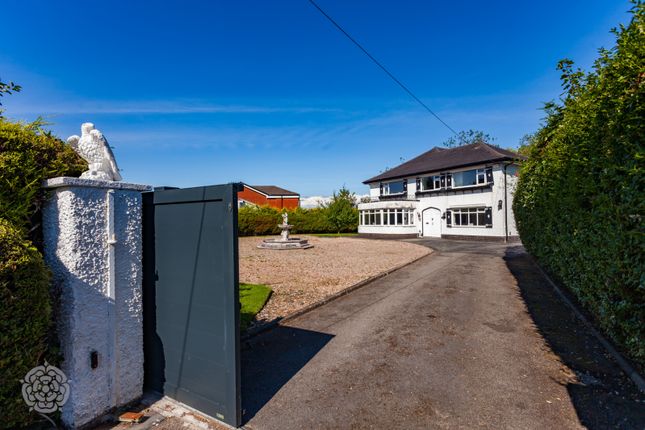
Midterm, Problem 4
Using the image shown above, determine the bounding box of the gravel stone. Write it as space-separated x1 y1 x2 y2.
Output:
238 236 431 323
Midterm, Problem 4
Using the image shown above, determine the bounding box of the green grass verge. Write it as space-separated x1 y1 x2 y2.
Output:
308 232 359 237
240 283 272 331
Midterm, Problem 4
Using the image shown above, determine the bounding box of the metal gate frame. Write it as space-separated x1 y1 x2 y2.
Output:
142 183 242 427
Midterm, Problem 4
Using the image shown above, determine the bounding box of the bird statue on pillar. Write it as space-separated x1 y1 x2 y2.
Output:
67 123 122 181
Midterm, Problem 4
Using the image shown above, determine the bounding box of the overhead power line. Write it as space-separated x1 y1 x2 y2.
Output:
307 0 457 135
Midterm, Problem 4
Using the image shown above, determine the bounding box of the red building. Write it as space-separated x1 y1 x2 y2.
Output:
238 184 300 209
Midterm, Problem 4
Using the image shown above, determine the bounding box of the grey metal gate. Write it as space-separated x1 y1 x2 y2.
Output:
142 184 241 427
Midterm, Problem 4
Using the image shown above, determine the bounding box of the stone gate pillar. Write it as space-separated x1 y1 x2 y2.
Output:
42 177 152 428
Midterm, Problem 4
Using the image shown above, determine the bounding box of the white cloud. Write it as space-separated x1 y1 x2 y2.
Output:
300 196 331 208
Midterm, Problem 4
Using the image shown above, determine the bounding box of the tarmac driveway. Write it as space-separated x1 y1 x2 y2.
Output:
241 239 644 429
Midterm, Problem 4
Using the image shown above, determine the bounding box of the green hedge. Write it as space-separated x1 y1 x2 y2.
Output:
0 219 52 428
238 205 357 236
513 4 644 366
0 119 85 236
0 119 86 426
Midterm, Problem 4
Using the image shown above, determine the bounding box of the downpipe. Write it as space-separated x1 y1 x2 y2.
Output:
106 189 119 405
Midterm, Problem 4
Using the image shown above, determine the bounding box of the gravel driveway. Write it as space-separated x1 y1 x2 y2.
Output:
241 239 645 429
238 236 430 323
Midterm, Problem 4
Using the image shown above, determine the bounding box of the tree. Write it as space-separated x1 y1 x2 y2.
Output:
325 186 358 233
0 78 21 106
442 129 495 148
516 133 535 156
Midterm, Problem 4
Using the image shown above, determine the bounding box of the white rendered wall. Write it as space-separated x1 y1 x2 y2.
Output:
42 177 151 428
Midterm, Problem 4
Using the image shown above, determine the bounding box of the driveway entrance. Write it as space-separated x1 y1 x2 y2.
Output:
242 239 645 429
422 207 442 237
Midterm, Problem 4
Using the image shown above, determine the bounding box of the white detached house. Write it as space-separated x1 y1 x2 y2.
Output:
358 142 525 241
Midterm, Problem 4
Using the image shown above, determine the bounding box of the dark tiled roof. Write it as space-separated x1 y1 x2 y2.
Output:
247 184 299 197
363 142 525 184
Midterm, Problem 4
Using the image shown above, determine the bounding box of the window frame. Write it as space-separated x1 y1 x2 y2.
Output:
451 207 488 228
382 180 406 195
451 168 488 189
359 208 415 226
419 174 442 191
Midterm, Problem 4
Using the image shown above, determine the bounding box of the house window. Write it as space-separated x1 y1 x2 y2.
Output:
420 175 441 191
360 209 415 226
452 168 487 188
452 207 488 227
383 180 405 195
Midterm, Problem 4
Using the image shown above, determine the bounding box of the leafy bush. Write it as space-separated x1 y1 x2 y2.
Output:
0 218 52 427
513 4 644 366
0 118 86 426
237 193 358 237
0 118 85 237
238 205 282 236
288 207 335 234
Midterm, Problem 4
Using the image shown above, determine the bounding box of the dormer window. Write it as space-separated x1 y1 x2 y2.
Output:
452 168 488 188
420 175 441 191
381 180 405 195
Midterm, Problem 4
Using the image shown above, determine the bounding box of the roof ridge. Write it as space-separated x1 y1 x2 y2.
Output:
478 141 506 157
362 141 523 184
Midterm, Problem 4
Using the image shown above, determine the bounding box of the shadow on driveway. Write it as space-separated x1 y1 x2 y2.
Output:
504 246 645 429
241 326 334 423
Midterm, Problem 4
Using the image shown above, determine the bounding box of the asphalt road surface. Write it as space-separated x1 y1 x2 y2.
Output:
241 239 644 429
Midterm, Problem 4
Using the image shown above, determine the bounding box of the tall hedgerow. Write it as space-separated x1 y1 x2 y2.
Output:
0 118 86 426
0 219 52 428
238 205 282 236
513 3 644 365
0 119 85 238
237 197 357 237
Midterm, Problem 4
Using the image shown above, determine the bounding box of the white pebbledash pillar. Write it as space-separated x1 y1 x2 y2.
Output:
42 177 151 428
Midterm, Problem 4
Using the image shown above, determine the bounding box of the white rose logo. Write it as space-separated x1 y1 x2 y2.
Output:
20 361 70 414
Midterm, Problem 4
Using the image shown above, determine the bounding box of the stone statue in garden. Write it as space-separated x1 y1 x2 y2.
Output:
67 123 122 181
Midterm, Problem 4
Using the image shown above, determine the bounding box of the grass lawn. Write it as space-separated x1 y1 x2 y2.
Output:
240 283 272 330
308 232 359 238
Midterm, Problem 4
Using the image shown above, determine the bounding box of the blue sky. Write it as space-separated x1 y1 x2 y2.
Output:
0 1 632 196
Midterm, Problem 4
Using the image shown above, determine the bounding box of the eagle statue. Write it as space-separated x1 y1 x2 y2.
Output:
67 123 122 181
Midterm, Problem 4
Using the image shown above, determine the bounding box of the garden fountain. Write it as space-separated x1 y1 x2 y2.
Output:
257 212 313 250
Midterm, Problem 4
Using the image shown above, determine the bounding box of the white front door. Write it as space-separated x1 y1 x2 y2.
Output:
422 208 442 237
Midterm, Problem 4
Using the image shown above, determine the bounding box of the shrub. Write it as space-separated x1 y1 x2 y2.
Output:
513 4 644 366
324 187 359 233
0 218 52 427
288 207 335 234
0 118 85 237
238 205 282 236
237 200 359 237
0 118 86 426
